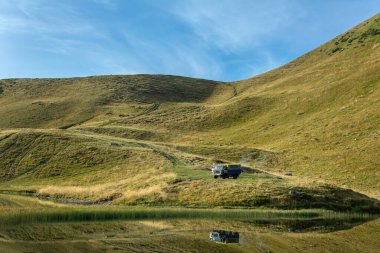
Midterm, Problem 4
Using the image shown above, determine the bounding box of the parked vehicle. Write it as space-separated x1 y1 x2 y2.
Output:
211 164 242 179
209 230 240 243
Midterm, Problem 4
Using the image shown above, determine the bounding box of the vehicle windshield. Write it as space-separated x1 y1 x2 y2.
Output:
215 166 224 170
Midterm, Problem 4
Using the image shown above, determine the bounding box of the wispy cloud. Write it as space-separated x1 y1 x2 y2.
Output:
167 0 304 53
0 0 104 51
0 0 378 80
93 0 118 9
120 28 222 79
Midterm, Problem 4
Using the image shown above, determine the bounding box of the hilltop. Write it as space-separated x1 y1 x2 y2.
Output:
0 14 379 210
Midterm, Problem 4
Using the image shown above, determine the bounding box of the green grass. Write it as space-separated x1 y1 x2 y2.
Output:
171 162 210 179
1 193 375 227
0 129 379 212
0 207 326 226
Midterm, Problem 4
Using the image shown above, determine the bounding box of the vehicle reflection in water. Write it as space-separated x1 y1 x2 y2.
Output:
208 215 379 245
209 230 239 243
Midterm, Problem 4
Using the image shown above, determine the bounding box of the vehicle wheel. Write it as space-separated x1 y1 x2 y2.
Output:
214 175 218 179
233 175 238 179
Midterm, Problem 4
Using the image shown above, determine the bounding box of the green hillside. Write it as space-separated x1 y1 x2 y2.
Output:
0 14 379 209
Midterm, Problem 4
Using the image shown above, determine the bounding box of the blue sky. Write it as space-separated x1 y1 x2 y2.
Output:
0 0 379 81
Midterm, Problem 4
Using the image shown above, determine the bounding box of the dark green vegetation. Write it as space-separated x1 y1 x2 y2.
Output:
0 14 379 213
0 208 322 226
0 193 323 226
0 194 360 224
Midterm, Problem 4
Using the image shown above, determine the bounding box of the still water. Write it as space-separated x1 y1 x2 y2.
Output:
0 215 378 253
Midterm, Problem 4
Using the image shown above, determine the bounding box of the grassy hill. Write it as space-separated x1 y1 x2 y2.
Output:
229 14 380 195
0 14 379 209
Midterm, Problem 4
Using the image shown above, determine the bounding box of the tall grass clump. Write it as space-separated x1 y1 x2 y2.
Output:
0 208 324 226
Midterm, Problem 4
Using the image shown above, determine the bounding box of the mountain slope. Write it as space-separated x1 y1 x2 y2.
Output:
184 13 380 196
0 14 379 206
0 75 228 129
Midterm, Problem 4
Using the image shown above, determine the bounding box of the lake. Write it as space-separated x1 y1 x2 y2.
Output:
0 194 379 253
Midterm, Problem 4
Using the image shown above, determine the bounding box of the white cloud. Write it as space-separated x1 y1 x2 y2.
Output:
0 0 312 80
120 27 223 79
93 0 117 9
0 0 104 49
168 0 304 53
249 51 285 77
161 45 222 79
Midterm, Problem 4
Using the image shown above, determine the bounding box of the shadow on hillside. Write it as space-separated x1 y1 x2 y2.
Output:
241 166 264 174
280 186 380 214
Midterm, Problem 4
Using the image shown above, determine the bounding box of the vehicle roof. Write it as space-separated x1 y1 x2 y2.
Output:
214 164 241 166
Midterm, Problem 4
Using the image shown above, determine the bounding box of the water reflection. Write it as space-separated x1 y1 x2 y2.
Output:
208 215 379 245
240 215 378 233
0 217 378 253
209 230 239 243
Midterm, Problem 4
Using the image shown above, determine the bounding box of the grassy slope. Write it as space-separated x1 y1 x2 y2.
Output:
182 13 380 197
217 15 380 196
0 14 379 207
0 75 224 129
